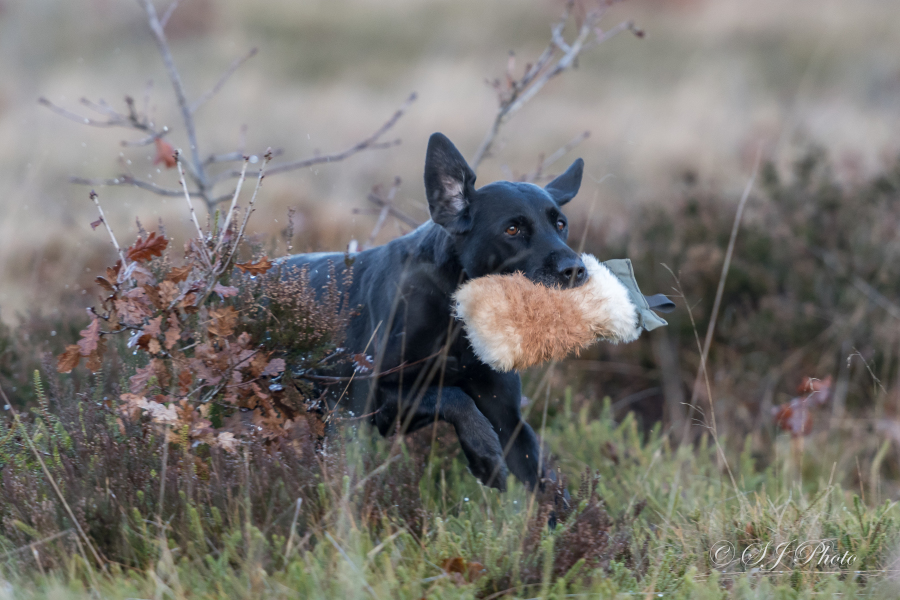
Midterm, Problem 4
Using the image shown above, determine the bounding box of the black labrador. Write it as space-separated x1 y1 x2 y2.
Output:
280 132 587 491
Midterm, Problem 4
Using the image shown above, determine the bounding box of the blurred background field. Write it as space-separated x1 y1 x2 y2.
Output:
3 0 900 595
1 0 899 316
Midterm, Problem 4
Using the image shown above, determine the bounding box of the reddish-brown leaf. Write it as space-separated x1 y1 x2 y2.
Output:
165 314 181 350
208 306 238 337
235 256 273 276
143 315 163 337
77 318 102 356
178 369 193 394
90 217 104 230
95 276 115 293
57 345 82 373
158 280 180 306
85 337 106 373
167 265 192 284
153 137 177 169
148 338 162 355
126 232 169 263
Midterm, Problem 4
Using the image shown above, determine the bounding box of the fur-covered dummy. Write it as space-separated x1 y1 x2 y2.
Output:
453 254 673 372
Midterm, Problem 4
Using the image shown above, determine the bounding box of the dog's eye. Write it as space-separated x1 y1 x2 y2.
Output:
505 225 519 236
556 219 566 231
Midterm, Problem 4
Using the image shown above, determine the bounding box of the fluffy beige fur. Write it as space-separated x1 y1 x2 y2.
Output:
453 254 640 372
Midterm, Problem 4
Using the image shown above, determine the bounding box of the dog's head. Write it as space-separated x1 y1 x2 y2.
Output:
424 132 587 288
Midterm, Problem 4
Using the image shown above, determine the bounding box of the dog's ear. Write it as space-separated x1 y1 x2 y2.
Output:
424 133 476 232
545 158 584 206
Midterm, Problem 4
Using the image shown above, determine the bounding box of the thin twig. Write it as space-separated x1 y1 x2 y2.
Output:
211 92 417 184
72 175 194 198
190 48 258 113
685 148 762 424
224 149 273 271
213 156 250 254
521 130 590 183
90 190 127 265
175 150 208 243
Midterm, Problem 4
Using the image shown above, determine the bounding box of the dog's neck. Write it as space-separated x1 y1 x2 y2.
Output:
410 220 467 288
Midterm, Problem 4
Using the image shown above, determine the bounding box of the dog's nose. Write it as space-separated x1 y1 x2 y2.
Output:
557 256 587 287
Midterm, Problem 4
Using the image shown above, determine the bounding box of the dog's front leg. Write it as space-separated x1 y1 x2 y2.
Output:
373 385 509 490
459 367 546 490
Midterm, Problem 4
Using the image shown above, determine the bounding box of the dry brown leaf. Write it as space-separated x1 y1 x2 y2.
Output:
153 138 177 169
95 276 115 293
178 369 193 394
235 256 273 276
57 345 81 373
76 318 102 356
165 315 181 350
208 306 238 337
148 338 162 355
167 265 192 284
126 232 169 263
158 280 180 306
143 315 163 337
216 432 239 453
129 363 156 395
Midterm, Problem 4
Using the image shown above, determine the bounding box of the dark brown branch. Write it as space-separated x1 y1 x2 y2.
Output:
190 48 258 113
211 92 417 184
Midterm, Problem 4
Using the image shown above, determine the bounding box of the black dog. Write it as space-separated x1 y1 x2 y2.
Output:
280 133 587 491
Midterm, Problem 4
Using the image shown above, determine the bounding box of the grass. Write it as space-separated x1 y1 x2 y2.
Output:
1 368 899 598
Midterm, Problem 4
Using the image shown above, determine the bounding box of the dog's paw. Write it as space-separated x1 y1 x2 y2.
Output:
457 427 507 490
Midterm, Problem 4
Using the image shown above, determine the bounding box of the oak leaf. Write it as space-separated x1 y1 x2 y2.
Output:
235 256 273 276
208 306 238 337
167 265 192 284
143 315 163 337
126 232 169 263
76 318 102 356
164 315 181 350
158 280 180 306
57 345 82 373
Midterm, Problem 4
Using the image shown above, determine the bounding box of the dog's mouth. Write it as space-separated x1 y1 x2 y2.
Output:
528 270 589 290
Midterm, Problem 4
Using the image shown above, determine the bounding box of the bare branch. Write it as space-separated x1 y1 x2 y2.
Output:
160 0 180 29
70 175 199 198
204 148 283 166
211 92 417 184
89 191 127 265
190 48 258 113
521 130 590 183
214 157 250 254
471 2 640 171
137 0 208 196
38 97 122 128
224 149 273 270
175 150 208 243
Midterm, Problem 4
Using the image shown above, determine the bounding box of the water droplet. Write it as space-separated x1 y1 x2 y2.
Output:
83 118 90 124
50 330 57 336
464 497 469 502
250 155 258 164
